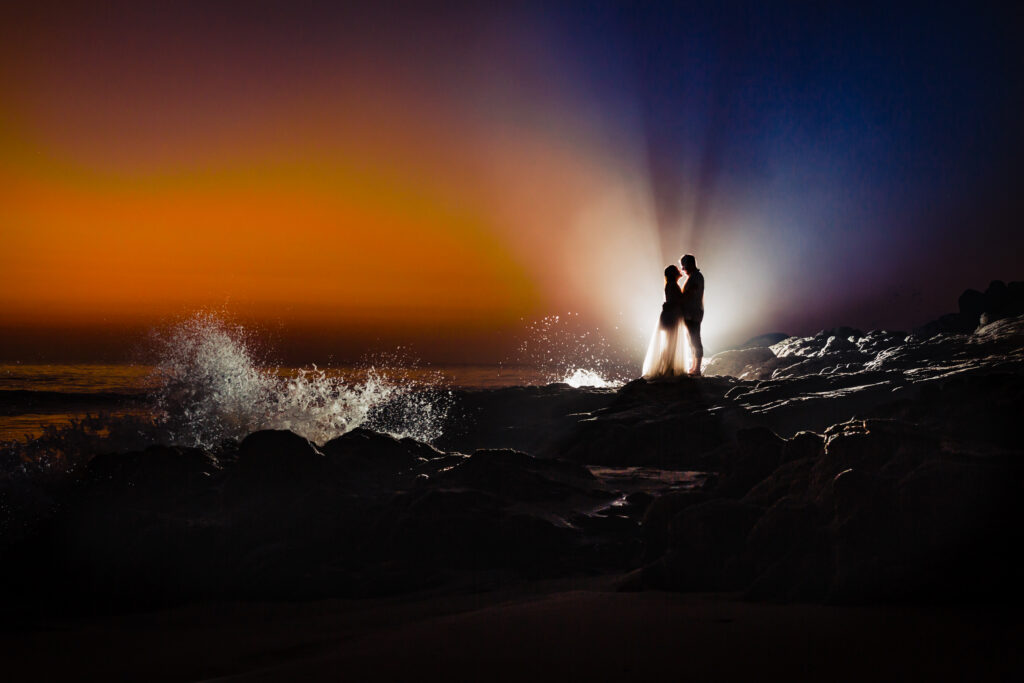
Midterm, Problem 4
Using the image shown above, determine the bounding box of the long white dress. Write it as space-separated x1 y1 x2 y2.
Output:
641 284 691 379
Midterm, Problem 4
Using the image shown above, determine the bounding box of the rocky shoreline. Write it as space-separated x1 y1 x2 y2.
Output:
2 288 1023 621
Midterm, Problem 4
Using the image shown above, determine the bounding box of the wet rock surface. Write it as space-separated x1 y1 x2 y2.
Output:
1 292 1023 614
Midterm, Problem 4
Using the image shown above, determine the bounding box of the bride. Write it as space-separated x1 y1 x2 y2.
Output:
642 265 692 379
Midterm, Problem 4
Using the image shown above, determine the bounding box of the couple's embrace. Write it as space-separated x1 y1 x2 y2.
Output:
642 253 704 379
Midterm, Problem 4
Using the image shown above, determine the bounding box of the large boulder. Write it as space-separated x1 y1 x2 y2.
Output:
233 430 324 484
984 280 1009 314
958 288 987 318
976 280 1024 324
913 312 977 337
921 281 1024 335
321 428 437 490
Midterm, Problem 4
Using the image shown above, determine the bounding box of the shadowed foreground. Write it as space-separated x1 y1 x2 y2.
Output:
5 579 1020 682
2 286 1023 680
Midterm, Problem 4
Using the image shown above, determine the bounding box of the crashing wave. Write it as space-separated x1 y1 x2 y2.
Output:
149 314 450 449
515 313 630 388
561 368 618 388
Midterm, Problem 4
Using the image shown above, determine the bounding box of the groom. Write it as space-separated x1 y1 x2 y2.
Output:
679 253 704 375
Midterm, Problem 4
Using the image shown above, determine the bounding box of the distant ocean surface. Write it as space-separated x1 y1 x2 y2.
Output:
0 362 592 442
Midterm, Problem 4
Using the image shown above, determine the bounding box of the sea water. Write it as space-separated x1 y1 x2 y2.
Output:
0 314 629 444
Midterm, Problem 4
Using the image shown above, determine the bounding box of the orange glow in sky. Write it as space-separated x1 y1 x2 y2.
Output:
0 5 676 364
0 148 540 327
0 9 591 360
0 5 765 362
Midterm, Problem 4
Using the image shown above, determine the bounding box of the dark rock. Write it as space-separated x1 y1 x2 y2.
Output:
0 476 55 549
703 347 777 379
744 497 829 601
977 280 1024 324
81 445 219 497
625 491 655 511
321 428 433 490
7 279 1024 612
985 280 1008 311
923 280 1024 336
827 467 900 603
741 457 814 508
324 428 436 466
597 491 656 522
654 498 764 590
913 312 977 337
958 288 986 317
809 419 935 507
555 378 731 468
369 488 500 566
233 430 324 483
640 490 710 561
435 448 599 501
49 445 230 605
1008 280 1024 306
717 427 785 498
433 384 617 455
746 497 821 567
871 372 1024 451
374 488 574 572
892 458 1020 599
745 549 831 602
819 420 897 473
781 431 824 463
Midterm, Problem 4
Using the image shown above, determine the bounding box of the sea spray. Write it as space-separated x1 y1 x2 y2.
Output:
149 314 450 449
513 313 631 387
560 368 619 389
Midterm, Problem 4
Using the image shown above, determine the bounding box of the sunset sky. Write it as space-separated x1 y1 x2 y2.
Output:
2 2 1021 363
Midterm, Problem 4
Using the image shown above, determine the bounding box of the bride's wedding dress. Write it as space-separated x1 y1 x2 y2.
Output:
642 317 691 378
642 280 691 379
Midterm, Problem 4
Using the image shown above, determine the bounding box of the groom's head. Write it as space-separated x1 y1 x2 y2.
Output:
680 254 697 273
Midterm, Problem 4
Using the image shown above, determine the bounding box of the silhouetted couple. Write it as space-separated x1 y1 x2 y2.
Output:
642 253 704 379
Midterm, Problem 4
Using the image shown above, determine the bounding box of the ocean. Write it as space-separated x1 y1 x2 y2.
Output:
0 362 619 443
1 314 634 446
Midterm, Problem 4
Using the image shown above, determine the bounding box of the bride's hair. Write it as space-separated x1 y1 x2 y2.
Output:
664 265 681 282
